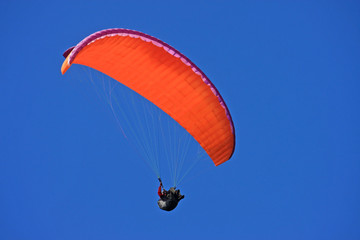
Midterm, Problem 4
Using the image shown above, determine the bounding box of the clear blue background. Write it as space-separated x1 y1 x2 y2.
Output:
1 1 360 239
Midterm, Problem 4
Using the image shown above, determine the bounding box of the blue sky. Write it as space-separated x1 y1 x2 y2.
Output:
1 1 360 239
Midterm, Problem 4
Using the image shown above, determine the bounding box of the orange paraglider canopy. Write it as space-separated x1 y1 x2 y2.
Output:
61 28 235 166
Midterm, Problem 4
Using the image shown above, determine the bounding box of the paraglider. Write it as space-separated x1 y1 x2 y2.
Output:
61 28 235 211
157 178 184 211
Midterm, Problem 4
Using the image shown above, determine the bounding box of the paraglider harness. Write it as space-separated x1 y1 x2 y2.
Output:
157 178 184 211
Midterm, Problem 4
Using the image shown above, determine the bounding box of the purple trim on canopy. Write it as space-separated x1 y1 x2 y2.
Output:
66 28 236 158
63 46 75 58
